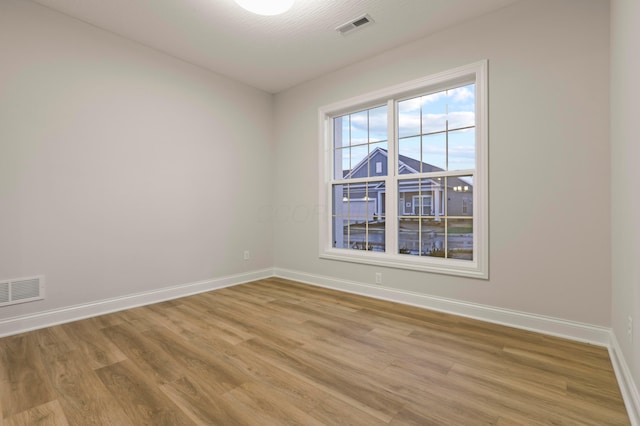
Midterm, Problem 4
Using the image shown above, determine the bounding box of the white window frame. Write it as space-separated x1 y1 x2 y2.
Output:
318 61 488 279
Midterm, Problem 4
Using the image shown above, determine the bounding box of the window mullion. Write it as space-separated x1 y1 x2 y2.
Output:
385 99 398 255
325 116 335 250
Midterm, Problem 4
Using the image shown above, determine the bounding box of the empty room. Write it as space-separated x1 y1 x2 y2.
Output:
1 0 638 424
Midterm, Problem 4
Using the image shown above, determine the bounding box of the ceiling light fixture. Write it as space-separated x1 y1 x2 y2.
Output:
234 0 294 16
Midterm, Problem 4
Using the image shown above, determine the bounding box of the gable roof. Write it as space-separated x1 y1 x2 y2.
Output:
343 147 472 189
343 147 390 178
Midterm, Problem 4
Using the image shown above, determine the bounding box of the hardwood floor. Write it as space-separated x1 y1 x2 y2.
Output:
0 278 630 425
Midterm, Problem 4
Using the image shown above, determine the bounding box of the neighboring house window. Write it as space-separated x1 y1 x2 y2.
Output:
319 61 488 278
412 195 432 216
462 197 471 215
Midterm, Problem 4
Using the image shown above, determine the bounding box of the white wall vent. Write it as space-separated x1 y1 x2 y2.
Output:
336 14 374 36
0 276 45 307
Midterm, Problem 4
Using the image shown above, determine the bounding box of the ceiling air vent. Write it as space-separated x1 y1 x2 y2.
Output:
0 276 44 307
336 14 374 36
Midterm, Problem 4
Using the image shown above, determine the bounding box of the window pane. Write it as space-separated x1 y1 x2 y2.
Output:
398 136 421 175
398 218 419 255
337 183 363 215
447 218 473 260
398 179 419 215
420 178 445 217
334 218 369 250
346 182 364 201
342 119 350 147
422 133 446 172
368 218 385 252
334 148 347 180
379 190 386 217
333 116 350 149
398 98 421 138
333 182 385 252
332 216 347 248
332 184 347 217
369 105 388 142
335 106 390 180
350 110 368 146
337 216 385 252
447 84 475 131
422 91 448 134
346 145 368 178
346 187 371 216
447 176 473 217
365 181 385 218
398 178 444 217
422 218 446 257
347 218 367 250
448 129 475 171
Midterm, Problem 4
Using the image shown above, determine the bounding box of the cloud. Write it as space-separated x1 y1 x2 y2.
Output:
423 145 446 154
399 98 421 111
447 111 475 130
422 91 447 105
341 106 388 144
420 85 474 106
449 86 474 102
421 111 474 133
448 145 475 158
422 114 446 133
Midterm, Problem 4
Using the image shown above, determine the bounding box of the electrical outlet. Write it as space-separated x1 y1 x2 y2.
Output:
243 250 250 261
628 316 633 343
375 272 382 284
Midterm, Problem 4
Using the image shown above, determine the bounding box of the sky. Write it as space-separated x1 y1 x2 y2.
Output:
334 84 476 176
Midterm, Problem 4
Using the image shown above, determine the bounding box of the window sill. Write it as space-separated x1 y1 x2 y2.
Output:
320 248 488 279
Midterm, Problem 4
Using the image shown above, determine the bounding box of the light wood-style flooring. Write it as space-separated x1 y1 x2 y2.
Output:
0 277 630 425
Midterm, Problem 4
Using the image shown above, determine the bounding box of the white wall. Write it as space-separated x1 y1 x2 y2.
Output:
273 0 611 326
0 0 274 319
611 0 640 406
0 0 616 333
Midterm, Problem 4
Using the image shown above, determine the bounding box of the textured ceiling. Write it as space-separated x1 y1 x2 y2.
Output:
31 0 519 93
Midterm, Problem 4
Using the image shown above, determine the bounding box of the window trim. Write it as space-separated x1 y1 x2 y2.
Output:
318 61 488 279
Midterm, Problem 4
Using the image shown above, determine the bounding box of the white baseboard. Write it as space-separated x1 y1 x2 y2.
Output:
2 267 610 346
0 268 274 338
274 268 640 420
1 266 636 423
609 333 640 426
273 267 611 346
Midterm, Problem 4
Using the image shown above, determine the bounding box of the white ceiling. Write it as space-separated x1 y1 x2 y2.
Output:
31 0 519 93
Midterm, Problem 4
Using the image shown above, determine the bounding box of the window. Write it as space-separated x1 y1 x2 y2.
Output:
319 61 488 278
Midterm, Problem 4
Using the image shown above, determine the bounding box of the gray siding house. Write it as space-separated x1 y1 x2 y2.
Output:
334 147 473 258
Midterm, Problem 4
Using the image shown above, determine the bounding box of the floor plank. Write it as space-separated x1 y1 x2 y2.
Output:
0 334 58 418
5 400 69 426
94 360 194 425
0 278 630 425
